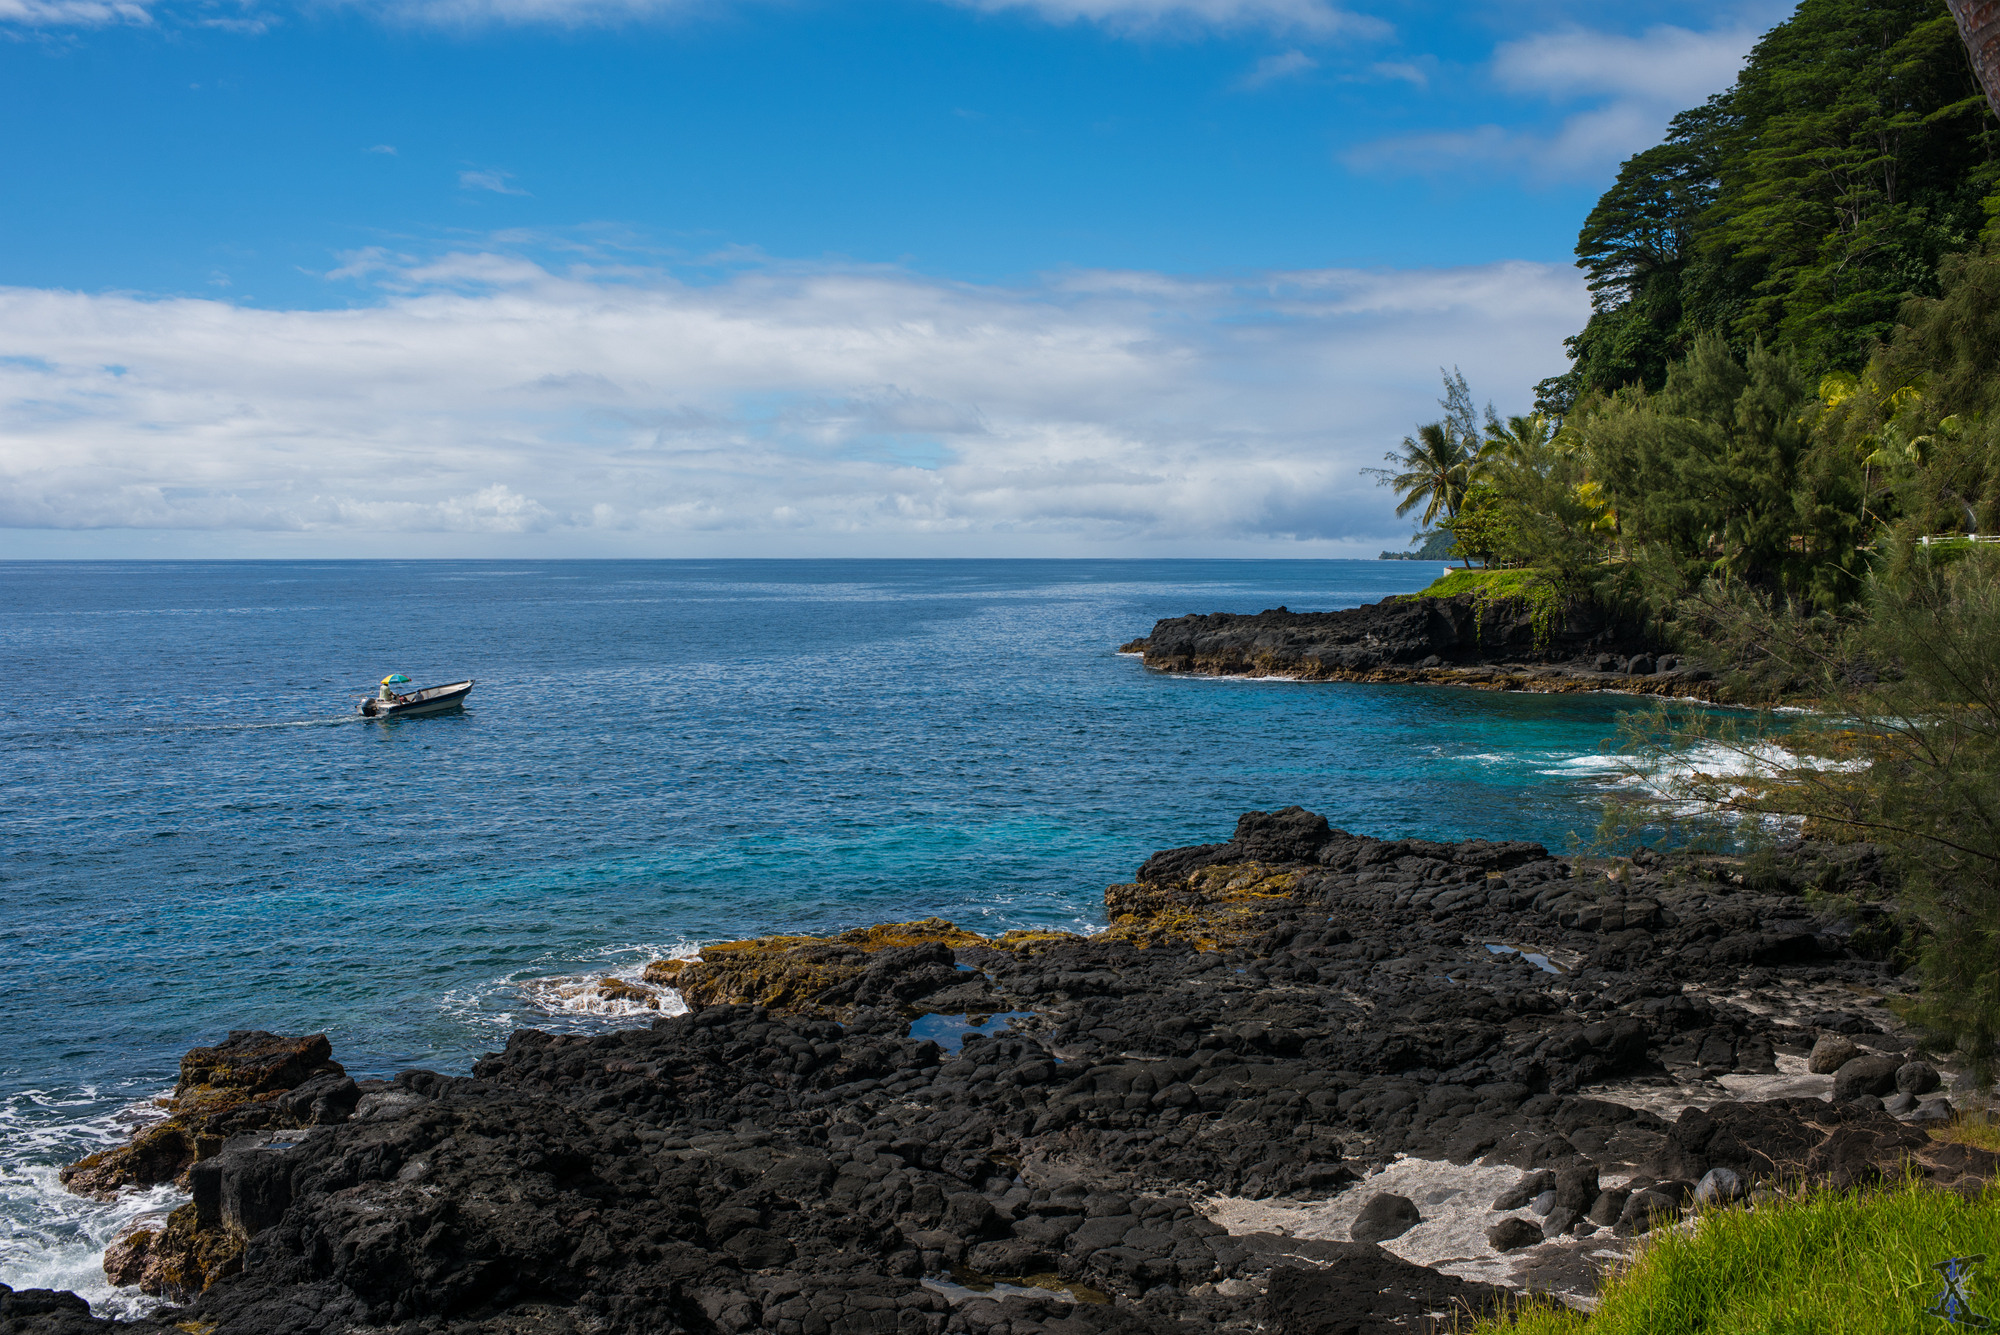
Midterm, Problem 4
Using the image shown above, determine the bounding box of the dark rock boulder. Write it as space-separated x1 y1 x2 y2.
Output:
1348 1193 1421 1243
1833 1054 1903 1101
1485 1217 1543 1252
1807 1033 1859 1074
1616 1189 1682 1235
1264 1250 1511 1335
1492 1171 1553 1211
1896 1061 1941 1095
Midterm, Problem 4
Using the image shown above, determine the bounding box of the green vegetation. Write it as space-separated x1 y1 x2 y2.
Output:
1466 1176 2000 1335
1636 545 2000 1080
1417 568 1546 599
1362 0 2000 1077
1366 369 1481 539
1543 0 1997 411
1935 1109 2000 1153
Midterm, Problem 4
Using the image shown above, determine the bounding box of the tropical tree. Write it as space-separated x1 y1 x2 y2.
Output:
1444 484 1518 568
1478 411 1559 473
1374 421 1471 530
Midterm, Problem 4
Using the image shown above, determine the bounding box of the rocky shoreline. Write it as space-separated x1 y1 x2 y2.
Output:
7 810 1993 1335
1120 595 1719 700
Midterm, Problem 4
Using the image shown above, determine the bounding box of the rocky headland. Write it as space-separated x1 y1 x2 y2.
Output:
10 809 1992 1335
1119 595 1713 698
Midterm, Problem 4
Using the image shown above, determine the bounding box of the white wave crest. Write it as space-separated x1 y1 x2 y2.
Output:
0 1087 181 1321
517 959 692 1020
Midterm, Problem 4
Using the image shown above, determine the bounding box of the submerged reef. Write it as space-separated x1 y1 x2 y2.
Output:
17 809 1993 1335
1120 595 1713 697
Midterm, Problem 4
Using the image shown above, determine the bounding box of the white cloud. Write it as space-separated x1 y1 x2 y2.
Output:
458 167 529 195
0 250 1587 555
949 0 1385 36
1347 13 1783 181
1491 22 1765 105
368 143 397 154
1366 60 1425 88
294 0 1389 31
0 0 1394 31
0 0 151 23
1238 49 1317 89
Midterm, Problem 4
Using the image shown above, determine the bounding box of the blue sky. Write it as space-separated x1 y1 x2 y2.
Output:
0 0 1792 556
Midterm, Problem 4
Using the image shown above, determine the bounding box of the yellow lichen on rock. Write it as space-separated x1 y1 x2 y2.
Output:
692 917 988 961
641 958 689 984
1102 863 1300 950
990 929 1089 953
105 1201 246 1301
60 1032 343 1200
655 918 991 1014
597 977 658 1006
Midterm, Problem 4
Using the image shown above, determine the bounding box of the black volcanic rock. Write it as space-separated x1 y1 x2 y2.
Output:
1264 1250 1510 1335
1348 1194 1420 1243
1119 595 1709 698
29 811 1991 1335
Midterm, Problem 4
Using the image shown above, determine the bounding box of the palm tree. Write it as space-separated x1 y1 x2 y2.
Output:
1379 421 1471 527
1477 411 1558 474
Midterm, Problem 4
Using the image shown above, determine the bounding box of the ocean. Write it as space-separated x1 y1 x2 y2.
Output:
0 558 1660 1312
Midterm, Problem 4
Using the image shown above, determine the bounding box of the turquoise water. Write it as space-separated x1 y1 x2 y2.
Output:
0 558 1652 1307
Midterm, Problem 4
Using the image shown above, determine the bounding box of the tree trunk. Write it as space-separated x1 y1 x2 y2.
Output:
1948 0 2000 120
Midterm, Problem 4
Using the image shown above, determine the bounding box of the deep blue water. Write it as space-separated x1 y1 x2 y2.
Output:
0 558 1654 1307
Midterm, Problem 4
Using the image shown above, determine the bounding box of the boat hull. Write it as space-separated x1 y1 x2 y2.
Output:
360 680 474 718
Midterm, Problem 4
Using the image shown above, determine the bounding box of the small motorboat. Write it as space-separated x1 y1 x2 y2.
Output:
358 674 475 719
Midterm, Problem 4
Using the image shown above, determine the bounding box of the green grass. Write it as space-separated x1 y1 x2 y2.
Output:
1469 1176 2000 1335
1417 566 1548 599
1934 1111 2000 1154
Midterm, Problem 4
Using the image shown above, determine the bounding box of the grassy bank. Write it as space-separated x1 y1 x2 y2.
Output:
1470 1173 2000 1334
1418 567 1548 599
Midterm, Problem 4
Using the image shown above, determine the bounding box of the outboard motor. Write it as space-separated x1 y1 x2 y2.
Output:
359 698 379 717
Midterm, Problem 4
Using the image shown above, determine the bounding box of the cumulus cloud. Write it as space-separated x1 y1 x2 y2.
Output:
1347 12 1785 181
0 251 1587 554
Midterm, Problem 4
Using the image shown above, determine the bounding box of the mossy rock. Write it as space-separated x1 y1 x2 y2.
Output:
990 930 1089 953
597 977 658 1005
651 918 995 1014
62 1032 346 1201
1103 862 1302 950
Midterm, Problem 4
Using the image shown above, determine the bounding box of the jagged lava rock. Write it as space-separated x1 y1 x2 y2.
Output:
58 1032 347 1201
27 811 1987 1335
1119 596 1711 698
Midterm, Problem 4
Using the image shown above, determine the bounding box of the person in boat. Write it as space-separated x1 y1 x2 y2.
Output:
378 674 413 704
